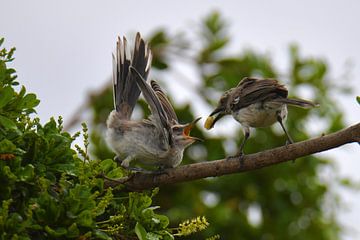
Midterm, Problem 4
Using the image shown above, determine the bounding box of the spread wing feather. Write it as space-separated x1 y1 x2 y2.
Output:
130 67 174 147
150 80 178 124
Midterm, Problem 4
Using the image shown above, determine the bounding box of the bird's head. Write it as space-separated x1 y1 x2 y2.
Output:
172 117 202 147
204 89 234 130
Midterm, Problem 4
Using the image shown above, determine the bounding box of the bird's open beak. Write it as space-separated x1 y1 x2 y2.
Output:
204 106 226 130
183 117 203 141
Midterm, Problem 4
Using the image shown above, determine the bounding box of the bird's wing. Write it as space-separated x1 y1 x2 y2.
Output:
130 67 173 147
231 77 288 110
150 80 178 124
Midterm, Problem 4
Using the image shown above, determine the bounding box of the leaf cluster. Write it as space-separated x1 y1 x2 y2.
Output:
0 39 208 239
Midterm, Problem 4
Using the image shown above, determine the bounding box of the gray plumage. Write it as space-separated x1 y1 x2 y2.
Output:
206 77 318 156
107 33 200 169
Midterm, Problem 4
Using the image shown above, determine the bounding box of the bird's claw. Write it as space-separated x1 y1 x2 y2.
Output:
226 151 245 161
120 165 170 175
152 166 170 176
123 166 159 174
284 140 296 163
226 151 245 168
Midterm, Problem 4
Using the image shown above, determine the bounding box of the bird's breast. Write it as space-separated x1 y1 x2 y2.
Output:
106 122 184 168
232 102 287 128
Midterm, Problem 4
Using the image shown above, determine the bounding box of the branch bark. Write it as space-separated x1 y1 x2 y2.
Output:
104 123 360 191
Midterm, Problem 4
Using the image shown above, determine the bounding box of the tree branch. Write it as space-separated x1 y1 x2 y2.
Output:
104 123 360 191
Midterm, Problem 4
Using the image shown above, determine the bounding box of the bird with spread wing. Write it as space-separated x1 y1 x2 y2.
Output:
106 33 200 171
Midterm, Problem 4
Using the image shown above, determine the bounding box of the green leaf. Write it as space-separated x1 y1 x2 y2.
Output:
17 164 35 181
6 212 23 230
161 231 174 240
99 159 116 173
135 222 148 240
44 226 67 237
49 163 77 175
66 223 80 238
0 139 17 153
36 194 61 223
76 210 93 227
93 230 112 240
0 86 14 108
129 192 153 218
357 96 360 105
106 167 124 178
91 178 104 192
154 214 170 228
18 93 40 109
146 232 161 240
18 85 26 97
149 31 169 46
204 11 225 35
2 165 18 181
152 58 168 70
0 115 17 129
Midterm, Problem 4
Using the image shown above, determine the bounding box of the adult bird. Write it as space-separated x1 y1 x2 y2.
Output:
204 77 318 157
106 33 200 171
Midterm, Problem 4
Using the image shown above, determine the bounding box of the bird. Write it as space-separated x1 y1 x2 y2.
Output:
106 33 201 171
204 77 318 157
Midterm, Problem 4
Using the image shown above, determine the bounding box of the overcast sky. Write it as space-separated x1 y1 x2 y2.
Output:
1 0 359 238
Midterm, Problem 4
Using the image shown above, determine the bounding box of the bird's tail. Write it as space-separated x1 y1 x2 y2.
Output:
273 98 319 108
112 32 152 119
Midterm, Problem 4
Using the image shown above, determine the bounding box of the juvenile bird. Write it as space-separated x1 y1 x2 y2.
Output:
106 33 200 170
204 77 318 157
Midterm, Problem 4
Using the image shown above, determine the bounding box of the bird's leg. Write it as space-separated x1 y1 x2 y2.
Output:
120 155 148 172
277 113 293 145
228 127 249 166
114 155 123 164
237 130 249 156
115 156 145 172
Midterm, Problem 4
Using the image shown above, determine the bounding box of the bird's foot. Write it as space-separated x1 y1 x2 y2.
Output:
121 166 155 174
284 140 296 163
120 164 170 175
226 151 245 168
285 138 294 145
151 166 170 175
227 150 244 159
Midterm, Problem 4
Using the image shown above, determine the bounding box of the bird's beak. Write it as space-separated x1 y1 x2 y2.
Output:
204 106 226 130
183 117 203 141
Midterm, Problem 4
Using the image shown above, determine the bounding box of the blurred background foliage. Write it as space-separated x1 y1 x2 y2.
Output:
78 11 351 239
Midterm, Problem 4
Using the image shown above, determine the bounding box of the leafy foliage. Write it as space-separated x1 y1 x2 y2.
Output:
0 39 209 239
85 12 351 239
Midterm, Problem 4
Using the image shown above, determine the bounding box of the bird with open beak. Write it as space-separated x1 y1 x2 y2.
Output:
106 33 201 170
204 77 318 157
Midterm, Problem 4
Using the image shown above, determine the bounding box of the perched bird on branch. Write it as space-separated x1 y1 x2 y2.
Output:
204 77 318 157
106 33 200 171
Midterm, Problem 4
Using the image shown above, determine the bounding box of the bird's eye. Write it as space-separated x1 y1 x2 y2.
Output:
172 126 180 131
233 96 240 104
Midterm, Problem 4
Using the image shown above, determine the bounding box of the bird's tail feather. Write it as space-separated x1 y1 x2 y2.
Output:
273 98 319 108
113 33 152 119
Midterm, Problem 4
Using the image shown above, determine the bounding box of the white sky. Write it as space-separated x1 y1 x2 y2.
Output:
1 0 359 238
